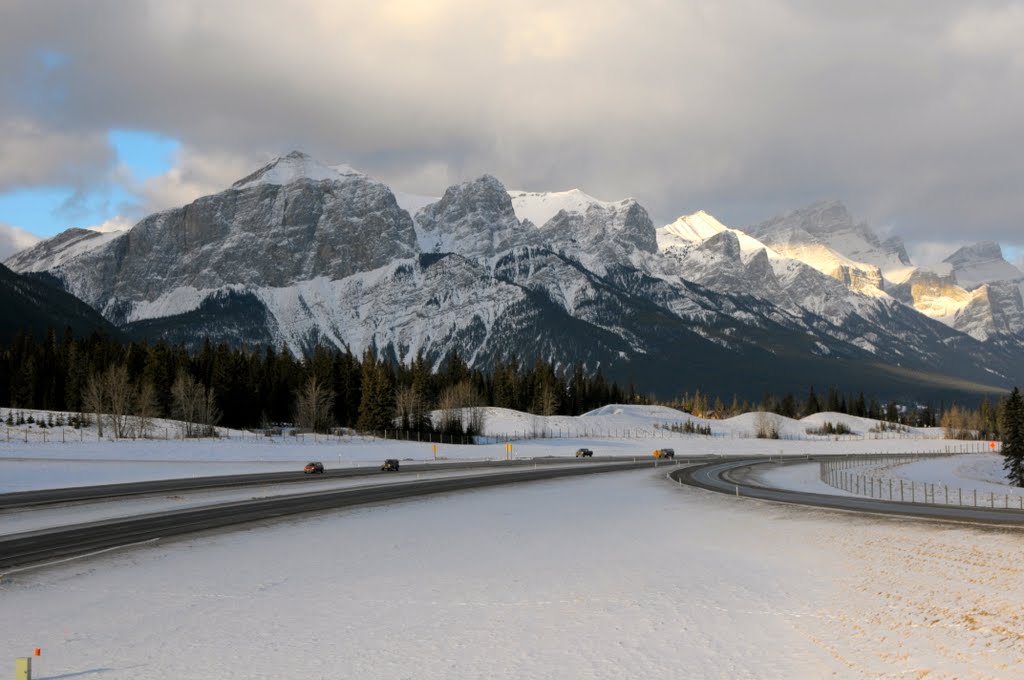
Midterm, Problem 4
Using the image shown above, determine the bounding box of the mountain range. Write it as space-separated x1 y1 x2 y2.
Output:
5 151 1023 401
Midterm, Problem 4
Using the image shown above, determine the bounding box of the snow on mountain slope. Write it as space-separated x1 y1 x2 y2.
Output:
952 280 1024 341
884 244 1024 340
748 200 911 297
655 210 894 326
657 211 781 261
943 241 1023 290
415 176 527 257
888 268 973 326
393 191 438 221
7 151 1022 395
750 199 911 274
508 188 623 228
231 151 364 189
4 227 126 273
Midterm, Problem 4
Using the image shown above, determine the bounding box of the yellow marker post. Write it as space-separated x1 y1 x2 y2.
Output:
432 443 437 459
15 657 31 680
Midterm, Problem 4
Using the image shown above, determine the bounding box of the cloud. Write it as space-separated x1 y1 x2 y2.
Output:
0 222 41 261
1 0 1023 255
131 147 259 215
0 119 112 192
77 215 133 234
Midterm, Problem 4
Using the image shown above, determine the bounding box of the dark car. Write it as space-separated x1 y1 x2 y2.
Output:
304 461 325 474
381 459 400 471
575 448 594 458
653 448 675 459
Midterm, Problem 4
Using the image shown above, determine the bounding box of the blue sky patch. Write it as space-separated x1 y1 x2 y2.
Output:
108 129 180 180
36 48 68 70
0 129 181 236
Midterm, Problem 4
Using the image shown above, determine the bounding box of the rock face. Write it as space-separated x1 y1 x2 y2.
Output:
747 200 909 297
14 152 419 324
416 175 526 257
889 269 971 324
944 241 1023 291
5 153 1024 399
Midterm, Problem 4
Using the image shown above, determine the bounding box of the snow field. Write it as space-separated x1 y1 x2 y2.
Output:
2 403 1023 677
3 469 1023 678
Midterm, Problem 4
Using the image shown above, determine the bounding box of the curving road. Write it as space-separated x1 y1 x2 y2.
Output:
0 459 674 571
673 457 1024 527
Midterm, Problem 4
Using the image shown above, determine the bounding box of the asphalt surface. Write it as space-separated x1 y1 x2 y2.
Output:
0 455 667 510
0 459 674 571
673 457 1024 527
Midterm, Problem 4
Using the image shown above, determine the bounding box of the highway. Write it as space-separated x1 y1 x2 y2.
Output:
0 459 672 571
9 452 1020 572
0 455 670 510
673 457 1024 527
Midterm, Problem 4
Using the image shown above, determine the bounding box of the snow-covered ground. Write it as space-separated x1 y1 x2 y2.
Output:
2 405 1022 678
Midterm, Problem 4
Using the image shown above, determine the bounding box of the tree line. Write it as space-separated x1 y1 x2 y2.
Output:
662 385 936 427
0 329 637 436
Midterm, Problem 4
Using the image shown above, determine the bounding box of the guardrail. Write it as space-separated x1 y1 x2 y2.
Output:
819 454 1024 510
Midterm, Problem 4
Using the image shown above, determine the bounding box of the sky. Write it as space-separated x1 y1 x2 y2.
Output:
1 0 1023 267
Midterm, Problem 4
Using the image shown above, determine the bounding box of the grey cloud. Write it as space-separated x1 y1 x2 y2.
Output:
0 222 40 260
1 0 1023 260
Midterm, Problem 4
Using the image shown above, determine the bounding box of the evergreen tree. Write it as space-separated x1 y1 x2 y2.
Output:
1001 387 1024 487
804 386 820 417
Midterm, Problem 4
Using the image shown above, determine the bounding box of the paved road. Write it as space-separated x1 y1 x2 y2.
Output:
0 459 673 571
673 457 1024 527
0 455 670 510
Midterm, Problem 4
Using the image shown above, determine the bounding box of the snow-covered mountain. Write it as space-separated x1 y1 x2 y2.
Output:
747 200 912 298
943 242 1023 291
736 201 1024 344
6 152 1023 399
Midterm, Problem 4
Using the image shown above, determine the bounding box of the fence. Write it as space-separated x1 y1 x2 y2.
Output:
819 454 1024 510
0 425 488 446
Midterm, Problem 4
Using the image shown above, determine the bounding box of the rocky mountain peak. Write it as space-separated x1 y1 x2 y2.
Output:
790 199 854 234
414 175 526 257
944 241 1005 267
881 235 912 266
231 150 363 190
943 241 1022 290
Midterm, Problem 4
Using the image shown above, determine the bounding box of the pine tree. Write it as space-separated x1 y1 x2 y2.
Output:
804 386 820 417
1001 387 1024 487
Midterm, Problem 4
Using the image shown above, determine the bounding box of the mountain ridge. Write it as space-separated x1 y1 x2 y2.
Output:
5 152 1023 401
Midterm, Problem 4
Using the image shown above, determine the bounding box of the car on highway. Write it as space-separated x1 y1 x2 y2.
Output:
381 459 400 471
653 448 675 459
303 461 325 474
575 448 593 457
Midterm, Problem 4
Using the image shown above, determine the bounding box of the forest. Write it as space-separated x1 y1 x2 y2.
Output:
0 327 1015 440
